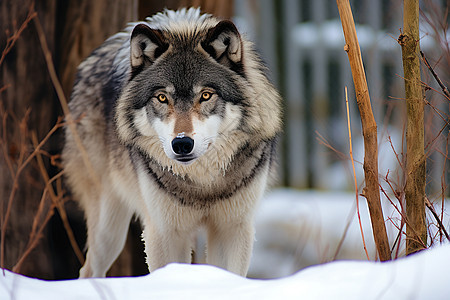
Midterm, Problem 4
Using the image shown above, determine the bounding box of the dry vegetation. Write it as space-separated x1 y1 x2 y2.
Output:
0 3 83 274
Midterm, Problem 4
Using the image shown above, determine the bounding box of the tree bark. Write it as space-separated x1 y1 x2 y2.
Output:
0 0 138 279
336 0 391 261
58 0 137 97
400 0 427 255
1 0 58 279
139 0 234 20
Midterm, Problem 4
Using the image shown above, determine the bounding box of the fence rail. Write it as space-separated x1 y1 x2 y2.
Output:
234 0 449 194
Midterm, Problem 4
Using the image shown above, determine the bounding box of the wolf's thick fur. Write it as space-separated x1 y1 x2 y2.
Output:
63 8 282 277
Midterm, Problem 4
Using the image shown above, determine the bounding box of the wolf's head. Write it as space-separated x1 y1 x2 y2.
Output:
116 10 281 170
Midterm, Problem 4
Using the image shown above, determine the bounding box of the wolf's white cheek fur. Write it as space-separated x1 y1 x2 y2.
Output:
134 107 154 136
191 115 221 155
219 103 242 134
133 107 177 157
152 118 176 157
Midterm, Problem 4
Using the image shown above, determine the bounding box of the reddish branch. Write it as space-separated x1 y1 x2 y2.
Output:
0 3 37 66
0 118 63 269
420 51 450 100
33 16 86 265
425 197 450 242
336 0 391 261
345 86 370 260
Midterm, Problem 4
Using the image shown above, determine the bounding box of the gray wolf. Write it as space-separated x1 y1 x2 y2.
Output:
62 8 282 277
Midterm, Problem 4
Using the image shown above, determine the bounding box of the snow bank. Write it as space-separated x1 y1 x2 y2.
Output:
1 244 449 299
249 188 449 278
1 188 449 299
250 189 381 278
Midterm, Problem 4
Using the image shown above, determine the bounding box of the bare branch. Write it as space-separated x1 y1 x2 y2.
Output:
420 51 450 100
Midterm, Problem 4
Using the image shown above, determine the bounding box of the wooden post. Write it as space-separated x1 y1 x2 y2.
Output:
399 0 427 255
336 0 391 261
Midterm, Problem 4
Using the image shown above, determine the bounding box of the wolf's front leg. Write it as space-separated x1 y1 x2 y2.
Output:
206 220 254 276
142 220 194 272
79 192 133 278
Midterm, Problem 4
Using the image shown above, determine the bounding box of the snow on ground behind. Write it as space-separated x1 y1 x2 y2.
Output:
1 244 450 299
249 188 449 278
250 189 380 278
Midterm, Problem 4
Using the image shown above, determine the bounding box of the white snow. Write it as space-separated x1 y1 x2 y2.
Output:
1 188 449 299
250 189 382 278
1 244 449 299
250 188 449 278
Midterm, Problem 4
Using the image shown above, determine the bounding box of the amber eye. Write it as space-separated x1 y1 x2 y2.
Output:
200 92 212 102
157 94 168 103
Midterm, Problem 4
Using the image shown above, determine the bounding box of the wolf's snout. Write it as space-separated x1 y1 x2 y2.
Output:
171 137 194 155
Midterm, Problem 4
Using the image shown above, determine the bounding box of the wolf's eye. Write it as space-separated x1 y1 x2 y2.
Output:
200 92 212 102
157 94 168 103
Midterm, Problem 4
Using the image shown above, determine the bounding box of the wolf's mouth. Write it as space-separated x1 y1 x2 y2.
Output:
175 155 196 165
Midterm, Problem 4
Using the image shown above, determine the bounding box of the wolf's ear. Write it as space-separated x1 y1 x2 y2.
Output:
130 24 168 71
202 20 243 73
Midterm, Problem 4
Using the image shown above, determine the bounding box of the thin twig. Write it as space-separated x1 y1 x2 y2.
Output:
0 1 38 270
0 3 37 66
425 197 450 242
16 109 31 171
420 51 450 99
0 84 11 94
440 132 449 242
316 131 363 166
0 118 64 268
0 104 15 178
33 14 101 190
380 180 405 258
13 187 56 273
31 132 85 265
379 184 427 250
345 86 370 260
386 135 405 174
332 207 354 261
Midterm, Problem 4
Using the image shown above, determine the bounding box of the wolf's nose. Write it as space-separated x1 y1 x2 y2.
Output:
171 137 194 155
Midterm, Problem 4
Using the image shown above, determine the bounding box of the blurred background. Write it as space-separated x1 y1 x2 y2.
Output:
1 0 449 279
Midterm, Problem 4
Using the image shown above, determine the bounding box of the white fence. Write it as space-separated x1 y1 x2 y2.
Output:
234 0 449 193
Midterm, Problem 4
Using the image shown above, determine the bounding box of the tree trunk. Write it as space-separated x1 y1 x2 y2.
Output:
139 0 234 20
0 0 138 279
58 0 137 96
0 0 59 279
400 0 427 255
336 0 391 261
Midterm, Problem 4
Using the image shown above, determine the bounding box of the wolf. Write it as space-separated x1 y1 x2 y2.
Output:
62 8 282 277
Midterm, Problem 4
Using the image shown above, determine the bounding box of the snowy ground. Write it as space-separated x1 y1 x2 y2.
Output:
1 244 449 299
251 188 448 278
250 189 384 278
1 188 449 299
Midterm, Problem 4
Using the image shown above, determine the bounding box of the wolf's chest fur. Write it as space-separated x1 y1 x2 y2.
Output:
134 140 274 207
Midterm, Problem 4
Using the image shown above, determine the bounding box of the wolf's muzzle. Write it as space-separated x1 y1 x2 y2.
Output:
171 136 194 155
